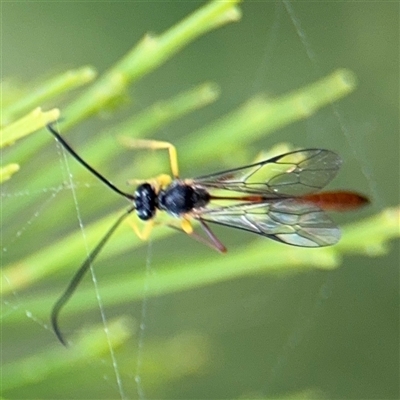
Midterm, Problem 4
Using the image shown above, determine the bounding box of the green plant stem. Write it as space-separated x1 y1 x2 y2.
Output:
3 207 399 324
2 317 132 392
62 0 242 128
115 82 220 139
1 210 171 295
0 107 60 148
179 69 357 166
0 163 20 182
2 66 96 123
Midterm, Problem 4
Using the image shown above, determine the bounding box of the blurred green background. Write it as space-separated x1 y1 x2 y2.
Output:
2 2 399 399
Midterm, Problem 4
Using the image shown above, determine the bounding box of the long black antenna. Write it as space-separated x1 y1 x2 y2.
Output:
47 124 135 200
51 207 135 346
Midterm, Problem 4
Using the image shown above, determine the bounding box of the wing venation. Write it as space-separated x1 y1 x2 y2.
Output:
194 198 340 247
193 149 342 196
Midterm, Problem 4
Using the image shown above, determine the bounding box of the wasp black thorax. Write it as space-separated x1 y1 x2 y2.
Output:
135 181 210 220
158 181 210 216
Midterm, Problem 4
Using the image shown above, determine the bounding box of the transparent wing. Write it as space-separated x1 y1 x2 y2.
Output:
192 149 342 197
196 198 341 247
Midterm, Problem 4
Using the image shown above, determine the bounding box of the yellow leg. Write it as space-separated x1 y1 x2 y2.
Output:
129 217 192 243
119 137 179 178
128 219 155 241
180 218 193 234
127 174 172 189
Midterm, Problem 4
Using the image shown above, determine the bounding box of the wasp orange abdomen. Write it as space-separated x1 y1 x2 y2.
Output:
301 191 370 211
